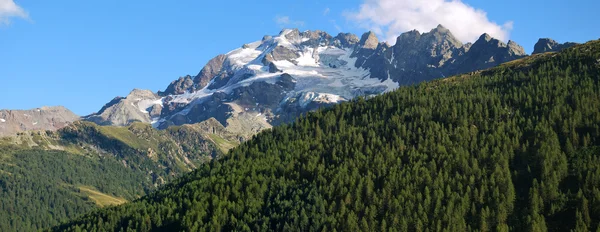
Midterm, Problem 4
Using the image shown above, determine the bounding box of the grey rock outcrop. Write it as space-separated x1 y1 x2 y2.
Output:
160 75 194 96
358 31 379 50
269 46 301 63
86 89 161 126
451 33 527 74
192 54 227 91
0 106 79 137
333 33 360 48
533 38 578 54
352 25 527 85
300 30 333 47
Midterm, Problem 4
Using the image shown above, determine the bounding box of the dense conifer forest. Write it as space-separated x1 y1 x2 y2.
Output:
50 40 600 231
0 147 154 231
0 122 221 231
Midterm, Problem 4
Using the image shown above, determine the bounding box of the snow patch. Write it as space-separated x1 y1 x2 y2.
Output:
0 119 5 123
151 118 164 128
381 77 400 92
137 98 163 114
298 92 345 108
296 49 319 67
228 47 263 68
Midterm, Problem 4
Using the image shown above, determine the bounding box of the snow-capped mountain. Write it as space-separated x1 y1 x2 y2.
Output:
85 25 531 137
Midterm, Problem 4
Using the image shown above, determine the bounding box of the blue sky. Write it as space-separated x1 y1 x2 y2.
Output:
0 0 597 115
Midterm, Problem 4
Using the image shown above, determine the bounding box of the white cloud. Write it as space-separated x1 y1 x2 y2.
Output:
323 8 330 16
0 0 28 25
275 15 305 28
345 0 513 43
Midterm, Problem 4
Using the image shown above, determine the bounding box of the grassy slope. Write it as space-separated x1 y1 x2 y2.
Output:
208 133 238 153
78 186 128 207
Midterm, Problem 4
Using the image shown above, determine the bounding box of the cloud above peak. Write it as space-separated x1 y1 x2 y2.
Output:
275 15 305 28
346 0 513 43
0 0 28 25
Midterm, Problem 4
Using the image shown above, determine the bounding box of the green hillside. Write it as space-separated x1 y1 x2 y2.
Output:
0 121 233 231
53 40 600 231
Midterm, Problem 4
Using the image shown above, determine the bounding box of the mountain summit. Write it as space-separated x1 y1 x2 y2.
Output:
533 38 578 54
0 106 79 137
85 27 529 134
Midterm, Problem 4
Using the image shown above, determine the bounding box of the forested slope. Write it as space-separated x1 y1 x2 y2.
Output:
0 121 228 231
55 40 600 231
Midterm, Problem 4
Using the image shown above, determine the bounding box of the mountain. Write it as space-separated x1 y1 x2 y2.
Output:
85 25 527 134
85 89 162 127
533 38 578 54
0 120 230 231
0 106 79 137
55 40 600 231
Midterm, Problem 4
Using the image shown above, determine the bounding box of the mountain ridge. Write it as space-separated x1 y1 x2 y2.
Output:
0 106 79 137
86 26 556 135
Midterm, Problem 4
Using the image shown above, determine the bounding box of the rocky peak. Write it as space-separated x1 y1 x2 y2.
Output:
300 30 327 39
192 54 227 91
283 29 302 42
452 33 527 75
333 33 359 48
507 40 526 56
384 26 462 72
478 33 493 43
425 24 462 48
534 38 560 54
471 34 526 57
533 38 578 54
358 31 379 50
86 88 161 126
471 33 506 51
430 24 451 36
128 89 158 100
159 75 194 96
395 30 422 46
300 30 333 47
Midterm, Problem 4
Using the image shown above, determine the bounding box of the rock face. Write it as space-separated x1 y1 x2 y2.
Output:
533 38 578 54
354 26 527 85
0 106 79 137
450 34 527 74
159 75 194 96
85 89 162 126
89 26 538 137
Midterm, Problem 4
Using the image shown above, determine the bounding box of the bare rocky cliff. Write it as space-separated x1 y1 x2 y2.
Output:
0 106 79 137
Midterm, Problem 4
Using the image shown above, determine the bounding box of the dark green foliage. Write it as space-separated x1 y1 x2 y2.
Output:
0 121 220 231
56 40 600 231
0 147 152 231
